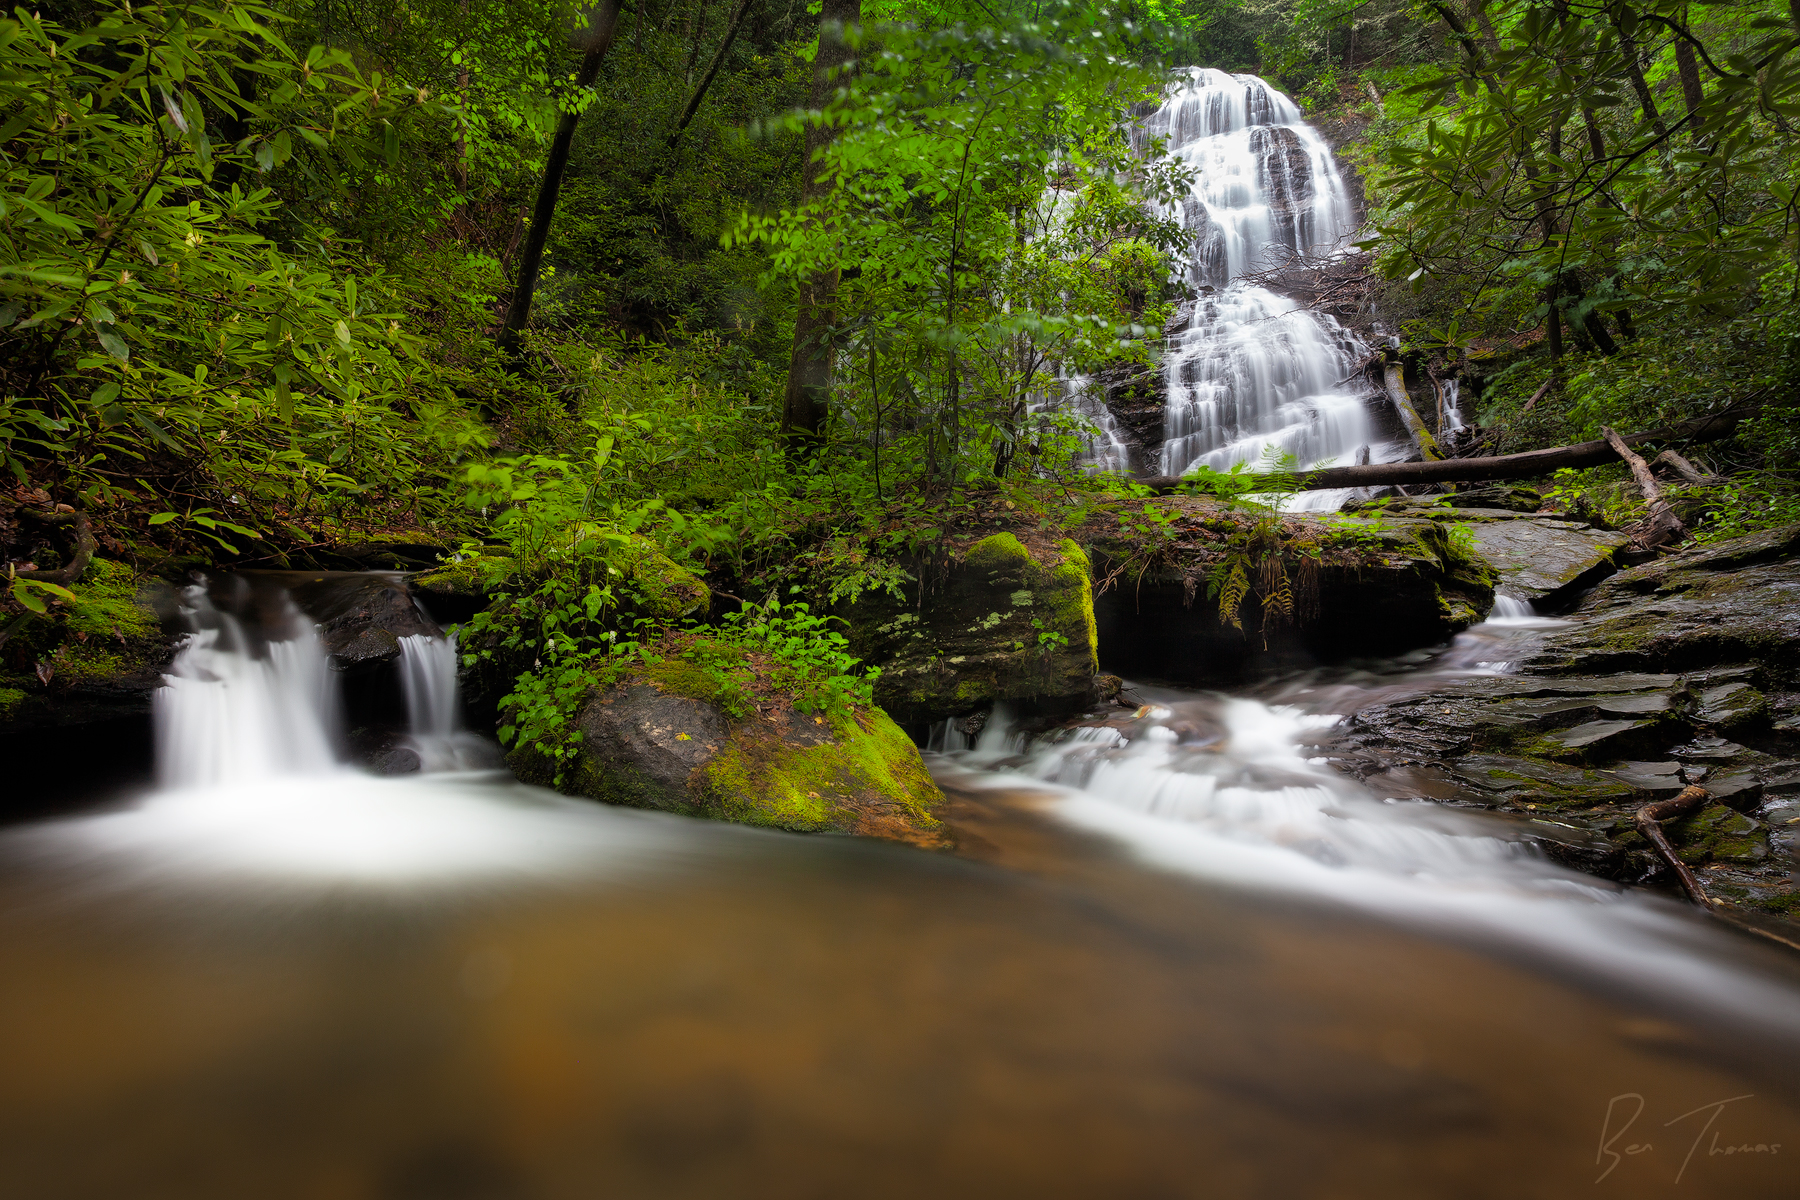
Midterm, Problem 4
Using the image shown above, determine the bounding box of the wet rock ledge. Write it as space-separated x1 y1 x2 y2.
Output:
1333 524 1800 918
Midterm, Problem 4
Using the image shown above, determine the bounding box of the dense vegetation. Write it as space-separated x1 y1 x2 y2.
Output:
4 0 1798 755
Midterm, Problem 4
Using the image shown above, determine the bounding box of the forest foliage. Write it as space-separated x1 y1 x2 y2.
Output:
3 0 1799 733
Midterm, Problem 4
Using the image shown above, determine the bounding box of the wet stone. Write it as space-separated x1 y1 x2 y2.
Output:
1600 761 1690 796
1444 755 1637 808
1668 806 1770 866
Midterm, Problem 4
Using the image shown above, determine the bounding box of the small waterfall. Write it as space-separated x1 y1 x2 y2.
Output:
156 579 490 786
155 587 340 788
1142 69 1398 482
397 633 493 772
1490 593 1535 620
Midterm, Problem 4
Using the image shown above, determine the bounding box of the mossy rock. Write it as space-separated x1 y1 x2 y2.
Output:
1668 805 1769 865
616 536 710 620
413 553 517 599
1529 523 1800 677
510 664 948 849
845 534 1099 726
0 557 174 731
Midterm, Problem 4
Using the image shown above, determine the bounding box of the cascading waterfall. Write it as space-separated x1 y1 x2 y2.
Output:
1141 69 1397 486
154 586 340 788
397 633 493 772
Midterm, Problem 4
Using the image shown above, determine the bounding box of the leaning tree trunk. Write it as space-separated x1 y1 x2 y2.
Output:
498 0 626 361
780 0 860 455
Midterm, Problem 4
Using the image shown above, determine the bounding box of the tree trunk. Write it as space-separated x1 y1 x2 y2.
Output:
1602 424 1689 547
780 0 860 454
498 0 626 361
1673 36 1705 120
1133 406 1754 492
1613 6 1670 141
668 0 754 148
1383 359 1443 460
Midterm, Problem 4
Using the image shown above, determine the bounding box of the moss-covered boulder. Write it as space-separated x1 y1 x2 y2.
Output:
0 556 173 732
844 534 1099 727
614 535 710 620
1087 505 1496 682
1443 510 1627 608
510 638 948 849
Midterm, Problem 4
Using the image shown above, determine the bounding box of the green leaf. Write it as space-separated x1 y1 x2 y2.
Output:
147 511 179 526
95 324 130 362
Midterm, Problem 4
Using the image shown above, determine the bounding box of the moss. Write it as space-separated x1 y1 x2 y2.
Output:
54 646 127 683
617 535 709 619
640 638 757 717
413 553 516 595
964 532 1031 573
0 687 24 720
1049 539 1100 674
1669 806 1769 865
699 707 943 837
65 558 157 642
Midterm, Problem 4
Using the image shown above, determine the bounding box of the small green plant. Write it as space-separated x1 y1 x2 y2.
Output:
718 593 879 719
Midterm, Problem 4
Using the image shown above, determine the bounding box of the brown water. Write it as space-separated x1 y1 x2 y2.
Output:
2 775 1797 1200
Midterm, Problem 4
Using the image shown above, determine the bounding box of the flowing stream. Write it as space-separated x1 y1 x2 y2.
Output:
3 582 1800 1198
3 71 1798 1200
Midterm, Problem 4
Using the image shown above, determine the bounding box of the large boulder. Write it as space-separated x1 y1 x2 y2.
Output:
510 638 949 849
1449 510 1625 608
1089 506 1497 682
844 534 1099 728
274 571 443 668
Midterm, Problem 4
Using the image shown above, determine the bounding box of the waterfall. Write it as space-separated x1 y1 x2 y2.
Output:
1143 69 1398 485
397 633 493 772
155 579 489 786
155 586 340 788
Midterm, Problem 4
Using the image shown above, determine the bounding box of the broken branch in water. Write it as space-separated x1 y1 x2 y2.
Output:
1635 784 1713 907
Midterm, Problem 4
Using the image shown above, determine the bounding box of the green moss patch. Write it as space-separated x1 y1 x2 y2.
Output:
700 707 945 845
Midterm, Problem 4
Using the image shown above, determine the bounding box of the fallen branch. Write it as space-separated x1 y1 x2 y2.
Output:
1603 425 1688 548
1651 448 1726 486
1635 784 1713 907
13 507 95 586
1521 375 1556 413
1132 406 1755 493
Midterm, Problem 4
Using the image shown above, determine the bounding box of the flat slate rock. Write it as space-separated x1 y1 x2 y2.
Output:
1458 514 1628 606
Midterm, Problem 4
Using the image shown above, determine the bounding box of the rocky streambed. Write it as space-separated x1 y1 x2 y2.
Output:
1324 522 1800 919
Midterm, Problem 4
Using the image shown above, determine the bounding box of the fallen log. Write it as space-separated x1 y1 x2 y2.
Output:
1133 406 1753 493
1635 784 1714 907
1603 425 1688 548
1650 448 1726 486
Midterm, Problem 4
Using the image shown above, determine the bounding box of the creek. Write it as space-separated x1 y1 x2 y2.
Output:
3 581 1800 1199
